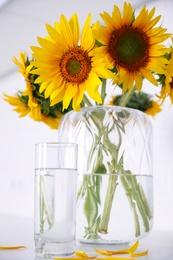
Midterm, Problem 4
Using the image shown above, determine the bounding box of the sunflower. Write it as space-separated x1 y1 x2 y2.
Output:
94 2 171 92
30 13 115 111
4 93 62 129
4 52 64 129
159 51 173 103
108 91 162 117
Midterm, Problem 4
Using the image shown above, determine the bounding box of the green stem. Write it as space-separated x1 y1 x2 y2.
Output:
83 94 93 107
123 174 151 232
100 78 107 104
117 85 152 234
138 183 152 219
98 175 118 233
119 85 136 107
127 176 150 232
77 175 90 201
120 175 140 237
40 176 53 233
97 118 123 233
78 99 152 239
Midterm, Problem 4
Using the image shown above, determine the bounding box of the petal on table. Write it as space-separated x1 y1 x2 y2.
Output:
129 249 149 257
0 245 27 250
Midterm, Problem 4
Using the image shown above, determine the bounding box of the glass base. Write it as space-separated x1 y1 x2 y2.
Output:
76 239 130 254
35 239 75 259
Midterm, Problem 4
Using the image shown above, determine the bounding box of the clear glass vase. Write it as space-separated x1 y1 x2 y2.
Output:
58 105 153 245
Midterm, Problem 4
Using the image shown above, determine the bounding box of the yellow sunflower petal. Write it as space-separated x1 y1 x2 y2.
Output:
140 67 158 86
81 14 95 51
63 84 78 110
0 246 27 250
95 26 111 46
129 249 149 257
69 13 80 46
73 84 86 107
37 37 60 54
132 6 147 29
134 72 143 90
85 72 102 103
112 5 122 29
39 82 48 93
75 251 89 258
50 84 66 106
147 62 165 74
44 80 59 98
13 52 27 69
108 241 139 255
4 94 20 106
60 14 74 47
45 23 69 51
100 11 114 30
122 2 133 26
45 24 63 45
121 71 134 92
72 100 80 112
75 251 97 259
95 249 112 256
143 15 161 32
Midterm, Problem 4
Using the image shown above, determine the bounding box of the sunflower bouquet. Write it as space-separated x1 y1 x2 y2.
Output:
4 2 173 241
4 2 173 128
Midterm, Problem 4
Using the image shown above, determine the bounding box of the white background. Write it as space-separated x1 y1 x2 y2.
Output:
0 0 173 233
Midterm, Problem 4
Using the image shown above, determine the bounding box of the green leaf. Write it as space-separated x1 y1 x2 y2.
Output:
84 186 98 227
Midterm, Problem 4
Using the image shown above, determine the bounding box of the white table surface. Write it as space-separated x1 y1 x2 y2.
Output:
0 215 173 260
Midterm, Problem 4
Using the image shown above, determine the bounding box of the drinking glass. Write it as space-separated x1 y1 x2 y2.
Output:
34 142 78 258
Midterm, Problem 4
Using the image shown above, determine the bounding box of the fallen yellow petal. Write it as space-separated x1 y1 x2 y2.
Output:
57 240 147 260
0 245 27 250
95 249 112 256
75 251 97 259
107 249 127 255
128 241 139 253
75 251 89 258
107 241 139 255
86 256 98 259
129 249 149 257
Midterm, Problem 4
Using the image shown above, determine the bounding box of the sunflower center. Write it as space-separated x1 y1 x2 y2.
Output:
60 47 92 84
67 58 81 75
108 27 149 71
